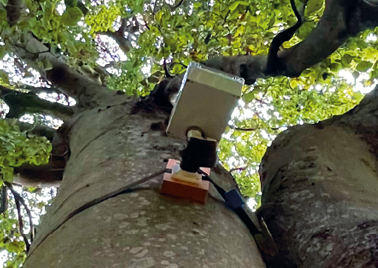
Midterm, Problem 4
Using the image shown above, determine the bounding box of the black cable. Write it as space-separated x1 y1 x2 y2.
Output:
197 169 261 236
199 172 226 197
28 168 169 257
197 169 284 266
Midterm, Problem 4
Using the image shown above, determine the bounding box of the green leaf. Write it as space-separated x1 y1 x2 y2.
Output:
329 63 342 72
243 92 256 103
356 61 373 72
61 7 83 26
6 241 24 252
193 2 202 8
42 58 53 70
306 0 323 15
341 54 353 67
155 11 163 22
0 45 6 59
371 60 378 78
229 1 249 12
0 70 9 84
64 0 78 7
40 1 54 19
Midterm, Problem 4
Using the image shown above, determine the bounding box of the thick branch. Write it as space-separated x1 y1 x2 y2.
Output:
6 0 109 106
265 0 308 76
12 123 69 188
204 0 378 82
0 86 74 120
17 122 56 141
18 85 62 95
5 182 31 252
99 18 135 55
101 31 132 55
278 0 378 77
5 0 24 26
9 32 113 107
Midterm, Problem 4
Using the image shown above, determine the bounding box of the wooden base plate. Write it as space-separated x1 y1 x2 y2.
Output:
160 159 210 204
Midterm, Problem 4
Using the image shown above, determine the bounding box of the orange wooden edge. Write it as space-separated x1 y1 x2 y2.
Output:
160 159 210 204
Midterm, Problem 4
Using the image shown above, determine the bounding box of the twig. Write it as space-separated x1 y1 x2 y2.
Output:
229 125 257 131
118 18 128 34
234 127 258 131
153 0 185 14
229 125 280 132
152 0 160 14
171 0 185 11
229 166 248 173
142 16 150 30
163 59 173 78
265 0 309 75
254 98 269 105
14 44 50 55
5 182 31 252
224 9 231 23
16 192 35 242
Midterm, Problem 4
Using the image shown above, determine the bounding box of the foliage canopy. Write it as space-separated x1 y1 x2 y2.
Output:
0 0 377 266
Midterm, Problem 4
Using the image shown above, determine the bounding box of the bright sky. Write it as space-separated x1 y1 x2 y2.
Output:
0 251 6 267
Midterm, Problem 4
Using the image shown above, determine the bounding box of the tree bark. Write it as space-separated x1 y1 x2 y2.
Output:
258 88 378 267
23 96 265 268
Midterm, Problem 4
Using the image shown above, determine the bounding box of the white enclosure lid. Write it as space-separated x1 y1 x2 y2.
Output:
166 62 245 141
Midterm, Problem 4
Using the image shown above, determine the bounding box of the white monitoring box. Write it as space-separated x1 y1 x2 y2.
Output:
166 62 245 141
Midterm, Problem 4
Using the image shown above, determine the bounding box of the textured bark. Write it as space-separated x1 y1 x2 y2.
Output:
258 88 378 267
23 95 265 268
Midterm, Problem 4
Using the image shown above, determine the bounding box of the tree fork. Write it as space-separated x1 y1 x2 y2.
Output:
258 88 378 266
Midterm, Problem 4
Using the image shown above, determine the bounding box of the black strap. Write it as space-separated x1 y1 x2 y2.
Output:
197 170 284 266
198 170 261 236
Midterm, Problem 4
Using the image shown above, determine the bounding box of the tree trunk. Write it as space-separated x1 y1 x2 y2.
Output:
21 89 378 268
23 96 265 268
258 91 378 267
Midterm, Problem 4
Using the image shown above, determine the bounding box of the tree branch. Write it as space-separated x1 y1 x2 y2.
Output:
11 123 68 188
4 182 32 252
229 166 248 173
99 17 139 55
265 0 309 76
100 30 133 55
10 34 113 107
15 85 61 95
118 18 128 34
5 0 24 26
3 0 113 107
17 122 56 141
203 0 378 83
170 0 185 11
232 127 258 131
0 86 74 120
279 0 378 77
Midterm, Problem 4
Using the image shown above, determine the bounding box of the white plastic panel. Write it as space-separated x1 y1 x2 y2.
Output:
167 63 244 141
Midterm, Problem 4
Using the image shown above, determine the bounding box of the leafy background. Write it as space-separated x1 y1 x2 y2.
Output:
0 0 377 266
